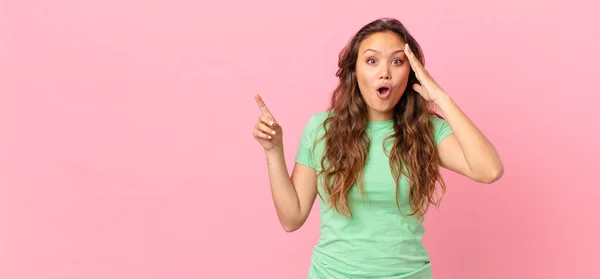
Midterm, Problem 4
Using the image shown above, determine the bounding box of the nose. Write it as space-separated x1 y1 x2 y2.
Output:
378 64 391 80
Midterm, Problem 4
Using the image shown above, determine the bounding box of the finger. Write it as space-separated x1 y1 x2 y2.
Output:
258 122 277 136
409 58 426 80
405 44 425 72
413 83 425 94
254 93 272 116
259 115 277 127
254 128 272 140
405 43 417 61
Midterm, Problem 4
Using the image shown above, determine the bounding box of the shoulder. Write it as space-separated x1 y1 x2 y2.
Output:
302 111 331 132
429 115 453 146
295 111 331 167
297 111 331 148
430 115 447 129
308 111 331 123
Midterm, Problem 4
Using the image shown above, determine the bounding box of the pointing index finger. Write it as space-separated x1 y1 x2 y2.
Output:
254 93 272 116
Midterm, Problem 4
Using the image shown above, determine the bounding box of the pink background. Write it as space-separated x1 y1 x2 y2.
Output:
1 0 599 278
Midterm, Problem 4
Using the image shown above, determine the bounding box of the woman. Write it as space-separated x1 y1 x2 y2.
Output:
252 18 503 279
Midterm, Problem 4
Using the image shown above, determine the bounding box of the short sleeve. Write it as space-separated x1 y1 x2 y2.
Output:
432 117 453 146
294 113 325 169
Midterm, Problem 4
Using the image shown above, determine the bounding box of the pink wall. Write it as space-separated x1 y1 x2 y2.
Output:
1 0 599 278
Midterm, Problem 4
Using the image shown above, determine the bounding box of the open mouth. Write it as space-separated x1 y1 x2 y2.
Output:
377 87 390 94
376 85 391 99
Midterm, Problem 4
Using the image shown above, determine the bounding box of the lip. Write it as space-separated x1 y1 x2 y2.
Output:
376 82 393 100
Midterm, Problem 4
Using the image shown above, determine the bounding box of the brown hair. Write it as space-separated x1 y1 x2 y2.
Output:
316 18 445 221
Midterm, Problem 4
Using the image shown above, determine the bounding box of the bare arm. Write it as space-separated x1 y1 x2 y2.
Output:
435 94 504 183
253 93 318 232
265 148 318 232
403 43 504 184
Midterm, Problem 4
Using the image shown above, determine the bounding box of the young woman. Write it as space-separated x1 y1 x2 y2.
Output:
252 17 503 279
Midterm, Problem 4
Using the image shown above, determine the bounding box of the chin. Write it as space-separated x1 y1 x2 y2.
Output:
374 96 401 108
361 90 403 118
369 101 396 115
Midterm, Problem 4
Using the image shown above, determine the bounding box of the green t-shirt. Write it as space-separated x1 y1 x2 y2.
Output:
294 112 453 279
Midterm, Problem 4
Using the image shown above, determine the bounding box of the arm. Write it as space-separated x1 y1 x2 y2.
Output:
403 43 504 184
265 147 318 232
252 93 318 232
435 94 504 183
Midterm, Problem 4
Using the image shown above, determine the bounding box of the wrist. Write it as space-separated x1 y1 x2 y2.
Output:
433 91 452 108
264 144 284 158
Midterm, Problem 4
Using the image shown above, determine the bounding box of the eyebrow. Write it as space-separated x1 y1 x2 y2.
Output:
362 49 405 55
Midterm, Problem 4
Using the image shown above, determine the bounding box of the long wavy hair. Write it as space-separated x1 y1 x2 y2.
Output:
316 18 446 221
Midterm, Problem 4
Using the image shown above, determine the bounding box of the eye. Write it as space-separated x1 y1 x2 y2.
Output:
366 58 376 64
392 59 404 65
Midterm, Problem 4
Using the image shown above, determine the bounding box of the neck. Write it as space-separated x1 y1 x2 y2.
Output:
367 110 394 122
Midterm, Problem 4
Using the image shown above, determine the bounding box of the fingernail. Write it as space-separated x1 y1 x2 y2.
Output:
270 121 274 126
271 131 276 135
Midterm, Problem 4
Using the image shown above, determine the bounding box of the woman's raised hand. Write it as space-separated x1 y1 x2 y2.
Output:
253 93 283 152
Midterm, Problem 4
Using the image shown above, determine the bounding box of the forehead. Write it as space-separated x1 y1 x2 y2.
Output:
358 31 405 54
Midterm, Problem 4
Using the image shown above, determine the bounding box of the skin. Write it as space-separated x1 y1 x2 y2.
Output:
252 31 504 232
356 31 411 121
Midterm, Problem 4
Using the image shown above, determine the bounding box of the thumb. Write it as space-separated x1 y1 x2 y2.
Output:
413 83 425 95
